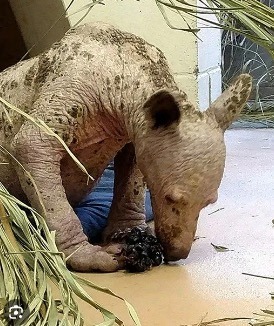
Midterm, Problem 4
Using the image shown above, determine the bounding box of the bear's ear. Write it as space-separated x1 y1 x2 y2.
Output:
143 90 182 129
206 74 252 131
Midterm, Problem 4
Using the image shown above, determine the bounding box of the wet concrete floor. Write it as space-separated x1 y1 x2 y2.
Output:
79 129 274 326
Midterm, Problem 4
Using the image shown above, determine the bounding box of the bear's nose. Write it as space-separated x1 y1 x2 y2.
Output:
164 247 191 261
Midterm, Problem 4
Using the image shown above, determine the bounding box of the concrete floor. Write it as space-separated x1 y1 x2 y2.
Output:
80 129 274 326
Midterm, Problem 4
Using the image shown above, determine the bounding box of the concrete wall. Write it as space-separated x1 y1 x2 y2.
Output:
197 1 222 110
62 0 199 104
8 0 70 56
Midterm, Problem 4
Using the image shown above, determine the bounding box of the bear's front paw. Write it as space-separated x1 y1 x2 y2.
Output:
64 242 120 272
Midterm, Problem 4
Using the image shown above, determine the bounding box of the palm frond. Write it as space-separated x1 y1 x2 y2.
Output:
155 0 274 59
0 98 141 325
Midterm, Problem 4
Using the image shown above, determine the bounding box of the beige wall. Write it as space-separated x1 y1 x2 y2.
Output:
62 0 198 104
8 0 70 56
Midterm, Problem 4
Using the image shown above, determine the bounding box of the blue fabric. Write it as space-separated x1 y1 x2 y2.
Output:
74 163 153 243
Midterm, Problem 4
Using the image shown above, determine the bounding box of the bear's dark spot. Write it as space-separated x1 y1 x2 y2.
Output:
51 41 61 49
66 55 74 61
114 75 121 84
80 51 94 60
71 42 81 54
227 104 237 113
34 54 53 88
59 43 69 54
134 189 139 195
1 81 9 92
63 133 70 143
68 105 79 118
231 95 238 103
24 64 37 87
26 178 32 186
10 80 18 89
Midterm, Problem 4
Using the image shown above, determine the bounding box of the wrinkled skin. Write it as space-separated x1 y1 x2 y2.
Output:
0 22 252 272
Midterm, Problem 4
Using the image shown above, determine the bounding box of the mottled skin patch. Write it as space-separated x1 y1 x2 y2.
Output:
0 22 252 272
24 64 37 87
80 51 94 60
10 80 18 89
71 42 81 55
77 25 175 89
34 54 53 88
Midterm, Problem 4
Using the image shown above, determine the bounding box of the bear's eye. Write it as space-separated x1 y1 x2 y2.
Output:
165 194 176 204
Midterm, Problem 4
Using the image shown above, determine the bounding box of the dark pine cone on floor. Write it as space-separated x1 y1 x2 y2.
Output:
112 227 163 273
